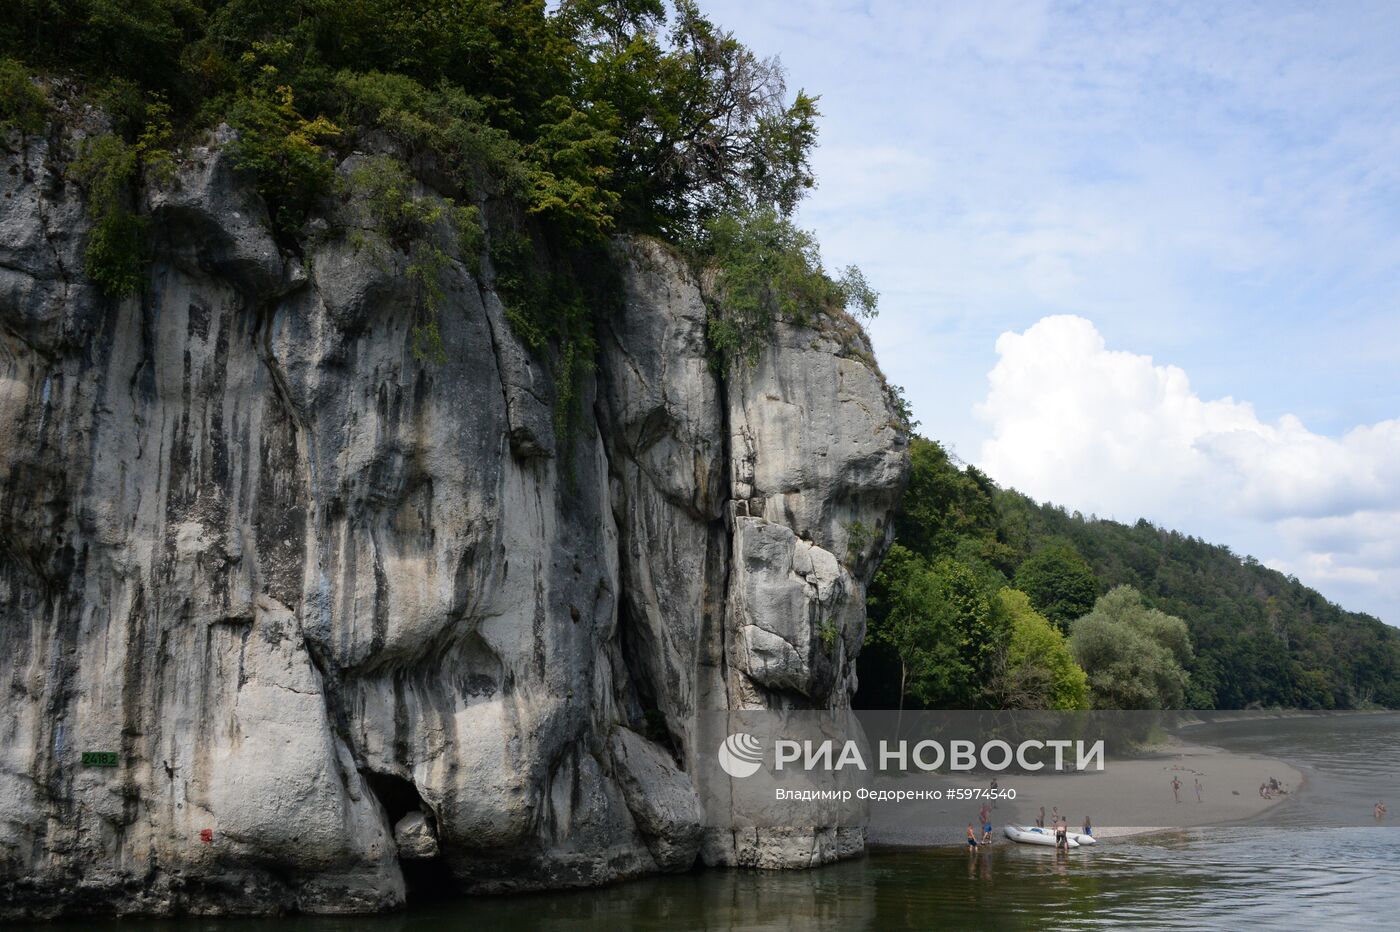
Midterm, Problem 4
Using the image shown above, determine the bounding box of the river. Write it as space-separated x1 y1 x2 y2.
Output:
25 713 1400 930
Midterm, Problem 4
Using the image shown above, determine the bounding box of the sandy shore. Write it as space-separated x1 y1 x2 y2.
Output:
866 735 1303 847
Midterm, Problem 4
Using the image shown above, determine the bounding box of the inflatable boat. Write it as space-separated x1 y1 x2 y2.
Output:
1002 825 1081 847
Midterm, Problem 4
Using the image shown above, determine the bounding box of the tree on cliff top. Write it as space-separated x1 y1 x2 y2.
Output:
3 1 881 429
1 0 821 242
567 0 820 235
2 0 891 457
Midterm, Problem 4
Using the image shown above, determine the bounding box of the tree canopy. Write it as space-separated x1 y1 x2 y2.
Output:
867 545 1012 709
1069 586 1192 710
1 0 822 242
863 443 1087 712
3 1 885 446
1013 539 1101 632
989 588 1090 711
893 438 998 561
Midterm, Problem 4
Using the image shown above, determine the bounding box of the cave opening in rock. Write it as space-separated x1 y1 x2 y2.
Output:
364 770 425 825
400 849 455 905
362 771 454 904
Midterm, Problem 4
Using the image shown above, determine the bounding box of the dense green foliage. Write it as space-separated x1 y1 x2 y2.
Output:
67 105 178 297
703 207 878 365
3 1 878 433
1069 586 1192 710
862 435 1400 710
1014 540 1100 632
1 1 823 241
868 545 1010 709
892 437 1013 572
0 57 47 135
998 491 1400 709
990 588 1089 711
565 0 820 234
68 135 148 297
228 81 341 236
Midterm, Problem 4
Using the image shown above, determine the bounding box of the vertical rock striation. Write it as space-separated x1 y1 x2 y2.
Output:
0 123 908 918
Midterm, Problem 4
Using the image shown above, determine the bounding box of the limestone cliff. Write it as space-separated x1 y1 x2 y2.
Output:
0 119 908 918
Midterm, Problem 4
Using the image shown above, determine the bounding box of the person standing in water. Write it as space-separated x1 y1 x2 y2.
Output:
1054 816 1069 851
967 823 980 851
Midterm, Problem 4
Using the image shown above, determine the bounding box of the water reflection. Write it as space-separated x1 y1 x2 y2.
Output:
26 714 1400 930
27 826 1400 931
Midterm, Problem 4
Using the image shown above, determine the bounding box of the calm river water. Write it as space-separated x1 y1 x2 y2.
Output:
27 713 1400 930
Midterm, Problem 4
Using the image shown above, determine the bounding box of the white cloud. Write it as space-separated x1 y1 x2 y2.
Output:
976 315 1400 622
698 0 1400 621
704 0 1400 461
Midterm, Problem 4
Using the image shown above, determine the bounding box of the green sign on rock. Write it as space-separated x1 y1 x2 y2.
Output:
81 751 119 768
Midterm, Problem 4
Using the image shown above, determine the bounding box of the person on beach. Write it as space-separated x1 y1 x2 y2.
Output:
967 823 979 850
1376 801 1388 819
1082 815 1092 837
1036 806 1045 828
1194 777 1203 803
1172 776 1181 802
989 776 999 809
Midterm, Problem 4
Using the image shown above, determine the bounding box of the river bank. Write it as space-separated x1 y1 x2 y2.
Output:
14 713 1399 930
866 735 1303 847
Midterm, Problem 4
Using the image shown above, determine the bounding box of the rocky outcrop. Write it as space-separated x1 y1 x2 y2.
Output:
0 120 908 919
393 812 440 861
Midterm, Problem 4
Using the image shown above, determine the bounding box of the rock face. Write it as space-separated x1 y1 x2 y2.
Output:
0 121 908 919
393 812 439 861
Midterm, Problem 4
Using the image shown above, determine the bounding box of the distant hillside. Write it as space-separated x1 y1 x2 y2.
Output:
858 437 1400 710
992 491 1400 709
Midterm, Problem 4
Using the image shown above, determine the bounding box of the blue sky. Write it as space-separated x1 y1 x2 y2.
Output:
701 0 1400 624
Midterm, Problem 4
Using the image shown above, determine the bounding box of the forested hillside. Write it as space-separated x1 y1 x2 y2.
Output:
861 437 1400 711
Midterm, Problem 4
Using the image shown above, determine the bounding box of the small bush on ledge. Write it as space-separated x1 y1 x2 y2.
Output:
0 58 46 136
702 207 878 368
